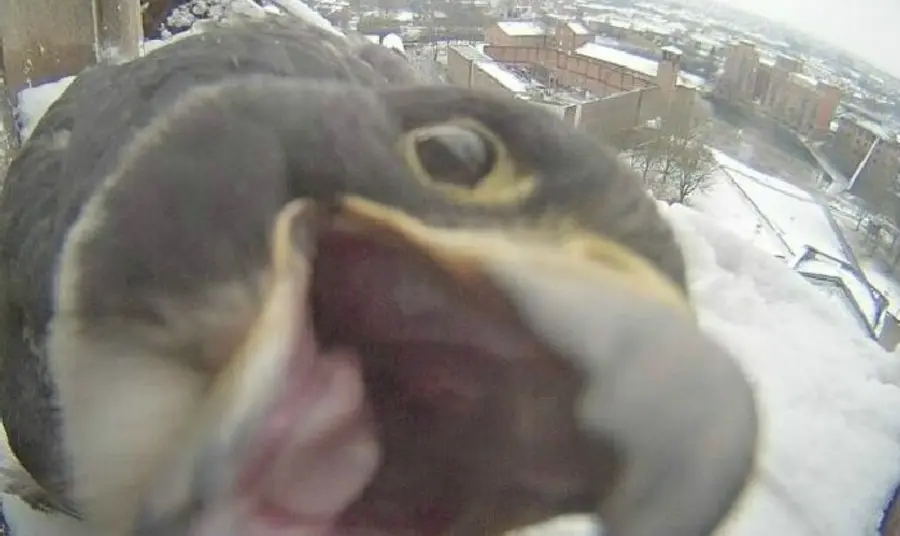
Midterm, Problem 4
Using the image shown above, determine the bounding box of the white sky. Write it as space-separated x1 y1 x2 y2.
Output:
708 0 900 78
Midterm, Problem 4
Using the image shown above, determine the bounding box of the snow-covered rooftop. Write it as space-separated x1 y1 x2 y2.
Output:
790 72 818 90
661 45 683 56
842 113 896 142
450 44 490 63
632 20 676 36
575 42 659 78
475 60 530 94
566 21 591 35
496 20 547 37
678 72 706 88
692 34 724 48
391 9 415 22
599 17 632 29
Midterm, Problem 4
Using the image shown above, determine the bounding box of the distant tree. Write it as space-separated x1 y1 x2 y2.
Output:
663 132 717 204
629 127 667 182
630 118 717 204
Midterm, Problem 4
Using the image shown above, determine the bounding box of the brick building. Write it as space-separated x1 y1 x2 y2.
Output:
444 21 703 144
554 21 593 52
483 20 549 48
446 43 674 142
482 20 685 101
830 115 900 209
715 40 758 103
753 59 772 101
714 42 841 137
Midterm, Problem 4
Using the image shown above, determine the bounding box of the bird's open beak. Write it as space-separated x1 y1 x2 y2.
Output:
134 197 757 536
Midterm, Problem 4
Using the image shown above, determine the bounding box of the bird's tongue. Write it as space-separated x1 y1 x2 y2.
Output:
138 201 381 536
182 295 379 536
218 206 380 535
232 344 376 536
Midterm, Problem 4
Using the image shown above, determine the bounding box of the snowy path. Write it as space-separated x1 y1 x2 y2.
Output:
712 150 850 263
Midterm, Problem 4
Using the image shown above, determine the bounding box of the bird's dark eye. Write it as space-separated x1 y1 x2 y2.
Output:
411 124 496 188
399 119 536 206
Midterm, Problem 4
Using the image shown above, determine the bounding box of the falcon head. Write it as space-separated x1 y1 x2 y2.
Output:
3 20 756 536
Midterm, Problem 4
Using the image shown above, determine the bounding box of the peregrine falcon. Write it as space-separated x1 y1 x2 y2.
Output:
0 15 757 536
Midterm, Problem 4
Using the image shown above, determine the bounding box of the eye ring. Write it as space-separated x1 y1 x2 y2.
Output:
398 119 536 205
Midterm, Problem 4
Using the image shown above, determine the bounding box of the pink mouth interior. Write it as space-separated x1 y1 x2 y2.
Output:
210 223 596 536
237 342 375 534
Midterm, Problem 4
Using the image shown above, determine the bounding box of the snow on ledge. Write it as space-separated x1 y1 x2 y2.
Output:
263 0 342 36
665 203 900 536
16 77 76 142
381 33 405 55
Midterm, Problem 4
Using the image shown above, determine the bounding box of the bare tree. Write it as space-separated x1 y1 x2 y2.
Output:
629 124 667 182
665 131 717 204
631 118 717 204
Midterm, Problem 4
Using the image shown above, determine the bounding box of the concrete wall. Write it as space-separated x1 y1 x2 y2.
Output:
470 63 519 96
579 86 665 142
1 0 96 92
670 84 700 133
446 46 475 88
0 0 142 94
446 46 525 97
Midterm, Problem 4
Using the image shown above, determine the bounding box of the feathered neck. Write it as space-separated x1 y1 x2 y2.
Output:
1 495 95 536
0 423 94 536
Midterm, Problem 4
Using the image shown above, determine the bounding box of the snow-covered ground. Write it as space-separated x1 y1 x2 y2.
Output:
7 4 900 536
691 165 788 259
712 150 847 261
669 203 900 536
695 149 893 333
